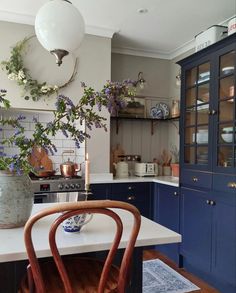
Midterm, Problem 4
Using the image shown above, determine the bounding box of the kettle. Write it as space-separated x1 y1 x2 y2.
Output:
113 161 129 178
60 150 81 177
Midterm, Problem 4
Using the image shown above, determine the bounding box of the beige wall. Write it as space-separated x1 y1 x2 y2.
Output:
111 53 173 163
112 53 171 97
0 21 112 175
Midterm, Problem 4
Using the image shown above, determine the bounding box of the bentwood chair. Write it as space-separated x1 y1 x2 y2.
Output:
18 200 141 293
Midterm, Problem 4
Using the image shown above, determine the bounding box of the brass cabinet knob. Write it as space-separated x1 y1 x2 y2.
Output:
127 196 135 201
227 182 236 189
206 199 210 205
210 200 216 206
192 176 198 182
173 191 178 196
208 109 217 115
128 186 132 190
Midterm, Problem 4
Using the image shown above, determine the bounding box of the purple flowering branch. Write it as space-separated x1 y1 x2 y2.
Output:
0 80 135 174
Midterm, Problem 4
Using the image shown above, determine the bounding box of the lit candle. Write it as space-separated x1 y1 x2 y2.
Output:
85 153 90 191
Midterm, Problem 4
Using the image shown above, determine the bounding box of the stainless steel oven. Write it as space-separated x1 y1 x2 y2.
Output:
31 175 85 203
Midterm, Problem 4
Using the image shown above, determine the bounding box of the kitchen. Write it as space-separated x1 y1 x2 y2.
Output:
0 1 236 293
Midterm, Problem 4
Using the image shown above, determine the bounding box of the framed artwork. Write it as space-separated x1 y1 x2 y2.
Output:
117 96 146 118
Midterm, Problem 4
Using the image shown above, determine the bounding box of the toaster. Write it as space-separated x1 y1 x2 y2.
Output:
134 162 158 177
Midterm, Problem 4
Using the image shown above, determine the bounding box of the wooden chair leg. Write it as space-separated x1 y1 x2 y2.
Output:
27 265 35 293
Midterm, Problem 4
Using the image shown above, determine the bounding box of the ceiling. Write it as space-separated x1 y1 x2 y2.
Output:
0 0 235 59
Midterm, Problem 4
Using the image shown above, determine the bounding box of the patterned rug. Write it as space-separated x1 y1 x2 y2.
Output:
143 259 200 293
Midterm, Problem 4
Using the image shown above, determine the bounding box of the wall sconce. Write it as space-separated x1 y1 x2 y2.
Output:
176 69 181 87
134 72 146 89
35 0 85 66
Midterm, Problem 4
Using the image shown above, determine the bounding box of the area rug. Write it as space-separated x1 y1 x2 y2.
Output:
143 259 200 293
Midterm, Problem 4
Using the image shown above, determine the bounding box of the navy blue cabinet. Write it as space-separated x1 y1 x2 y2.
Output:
154 184 180 264
90 183 111 200
180 188 236 293
110 182 152 219
90 182 152 219
180 188 212 272
178 34 236 293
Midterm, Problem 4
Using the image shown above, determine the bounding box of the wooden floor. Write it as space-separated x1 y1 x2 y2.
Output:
143 250 220 293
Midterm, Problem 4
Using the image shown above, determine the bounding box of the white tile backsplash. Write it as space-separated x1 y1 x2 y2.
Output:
0 109 85 170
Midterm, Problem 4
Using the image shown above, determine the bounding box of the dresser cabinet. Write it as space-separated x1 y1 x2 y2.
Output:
90 182 152 219
178 33 236 293
110 182 152 219
154 184 180 264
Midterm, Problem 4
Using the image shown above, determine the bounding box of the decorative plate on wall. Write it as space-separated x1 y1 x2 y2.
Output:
150 107 163 119
156 103 170 119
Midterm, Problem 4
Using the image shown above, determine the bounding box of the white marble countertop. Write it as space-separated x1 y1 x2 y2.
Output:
91 175 179 187
0 203 181 263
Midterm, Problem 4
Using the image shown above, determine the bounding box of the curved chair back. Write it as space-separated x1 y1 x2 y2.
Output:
23 200 141 293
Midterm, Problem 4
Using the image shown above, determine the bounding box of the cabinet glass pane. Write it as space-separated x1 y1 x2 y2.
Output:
218 146 235 167
185 108 196 126
220 50 235 76
218 123 235 144
185 127 195 144
198 62 210 84
197 146 208 165
196 126 208 144
186 88 196 107
186 67 197 87
219 76 234 100
197 105 209 125
184 146 195 164
219 100 234 122
198 83 210 103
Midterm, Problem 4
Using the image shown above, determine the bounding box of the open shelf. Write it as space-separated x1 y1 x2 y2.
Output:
111 116 180 135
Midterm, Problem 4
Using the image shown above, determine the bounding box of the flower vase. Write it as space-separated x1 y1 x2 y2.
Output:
0 171 34 228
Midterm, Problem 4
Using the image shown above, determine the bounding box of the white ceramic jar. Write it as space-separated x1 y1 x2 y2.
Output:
228 17 236 36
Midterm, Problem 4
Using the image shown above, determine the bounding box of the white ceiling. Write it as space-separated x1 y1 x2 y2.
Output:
0 0 235 59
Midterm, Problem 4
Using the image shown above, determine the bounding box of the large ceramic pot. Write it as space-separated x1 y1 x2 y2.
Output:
0 171 34 228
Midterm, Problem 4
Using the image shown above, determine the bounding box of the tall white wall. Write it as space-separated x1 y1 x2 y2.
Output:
0 21 111 175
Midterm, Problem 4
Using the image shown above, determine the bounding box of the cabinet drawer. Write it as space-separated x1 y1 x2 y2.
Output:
213 174 236 193
111 183 150 200
181 170 212 189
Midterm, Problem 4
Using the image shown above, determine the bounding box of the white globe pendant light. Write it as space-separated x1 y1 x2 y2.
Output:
35 0 85 66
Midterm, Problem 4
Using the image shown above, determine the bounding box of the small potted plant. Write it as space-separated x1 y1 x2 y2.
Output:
170 144 179 177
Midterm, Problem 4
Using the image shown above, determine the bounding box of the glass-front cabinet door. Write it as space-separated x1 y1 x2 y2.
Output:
183 60 211 169
214 48 236 172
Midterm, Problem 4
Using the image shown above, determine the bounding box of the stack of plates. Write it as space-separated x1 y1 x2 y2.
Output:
222 66 234 75
197 71 210 83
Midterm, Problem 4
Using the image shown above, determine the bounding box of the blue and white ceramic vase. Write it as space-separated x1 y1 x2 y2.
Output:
0 171 34 228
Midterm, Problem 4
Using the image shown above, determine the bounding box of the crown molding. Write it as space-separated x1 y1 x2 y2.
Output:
0 10 117 39
86 25 117 38
0 10 35 25
168 39 195 59
112 46 171 60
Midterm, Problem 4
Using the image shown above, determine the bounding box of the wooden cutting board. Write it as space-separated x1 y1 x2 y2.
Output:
28 146 53 171
110 144 125 174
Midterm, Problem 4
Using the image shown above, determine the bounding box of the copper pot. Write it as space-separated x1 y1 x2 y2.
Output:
60 150 81 177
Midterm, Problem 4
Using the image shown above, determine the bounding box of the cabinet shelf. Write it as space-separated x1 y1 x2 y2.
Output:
111 116 180 135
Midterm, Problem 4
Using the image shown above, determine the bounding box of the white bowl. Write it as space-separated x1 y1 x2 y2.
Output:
221 133 234 143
